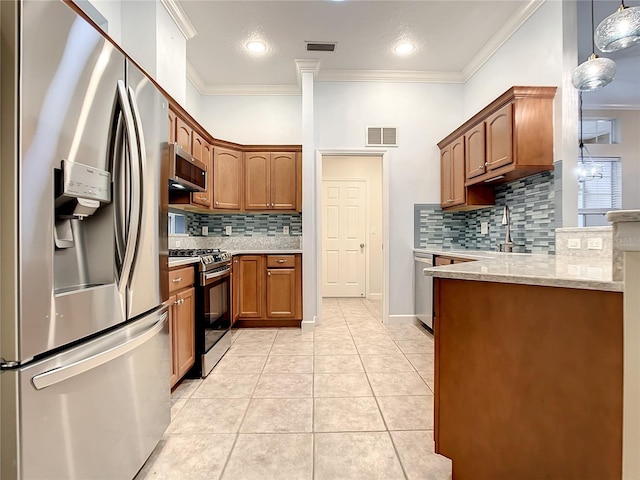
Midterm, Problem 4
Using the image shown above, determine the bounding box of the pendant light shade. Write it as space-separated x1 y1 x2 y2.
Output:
572 53 617 91
572 0 617 91
595 3 640 52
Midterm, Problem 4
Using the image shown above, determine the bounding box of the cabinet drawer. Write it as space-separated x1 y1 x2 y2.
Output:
169 266 195 293
267 255 295 268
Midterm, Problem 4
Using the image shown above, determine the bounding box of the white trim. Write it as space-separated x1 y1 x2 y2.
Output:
384 315 420 326
461 0 545 81
317 149 390 324
301 318 316 332
582 104 640 111
316 69 465 84
368 293 382 300
159 0 197 40
186 61 206 95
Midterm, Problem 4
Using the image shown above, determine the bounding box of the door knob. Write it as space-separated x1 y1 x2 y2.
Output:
360 243 365 248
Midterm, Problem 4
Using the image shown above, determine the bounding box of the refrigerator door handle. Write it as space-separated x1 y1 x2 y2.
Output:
115 80 142 295
31 312 167 390
125 85 146 277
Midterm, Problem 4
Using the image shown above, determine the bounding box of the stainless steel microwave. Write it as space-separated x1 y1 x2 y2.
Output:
168 142 206 192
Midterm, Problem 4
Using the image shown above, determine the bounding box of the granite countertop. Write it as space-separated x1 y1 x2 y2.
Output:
422 253 623 292
414 247 508 260
168 249 302 268
168 257 200 268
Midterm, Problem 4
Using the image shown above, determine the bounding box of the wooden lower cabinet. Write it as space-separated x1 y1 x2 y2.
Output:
233 254 302 326
169 265 196 389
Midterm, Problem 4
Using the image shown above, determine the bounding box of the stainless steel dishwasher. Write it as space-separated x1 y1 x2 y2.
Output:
414 252 434 329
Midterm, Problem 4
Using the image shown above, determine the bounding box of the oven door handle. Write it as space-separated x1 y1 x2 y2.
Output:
204 269 231 281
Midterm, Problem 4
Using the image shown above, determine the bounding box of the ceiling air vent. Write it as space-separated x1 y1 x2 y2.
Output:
306 42 336 52
366 127 398 147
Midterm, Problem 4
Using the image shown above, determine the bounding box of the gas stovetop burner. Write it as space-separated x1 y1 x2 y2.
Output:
169 248 231 270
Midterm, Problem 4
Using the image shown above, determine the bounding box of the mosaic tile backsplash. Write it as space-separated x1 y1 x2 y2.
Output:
415 171 556 254
184 212 302 237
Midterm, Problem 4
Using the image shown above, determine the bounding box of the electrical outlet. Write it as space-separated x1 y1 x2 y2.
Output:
587 237 603 250
567 238 581 249
201 226 208 236
481 222 489 235
283 226 290 235
225 226 232 235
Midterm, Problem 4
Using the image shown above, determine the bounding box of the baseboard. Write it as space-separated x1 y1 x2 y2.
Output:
301 317 316 332
384 314 420 326
368 293 382 300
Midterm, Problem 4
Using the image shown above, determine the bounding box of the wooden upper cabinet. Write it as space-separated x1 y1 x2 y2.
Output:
244 153 271 210
168 110 176 144
486 103 513 172
271 153 297 210
450 137 466 207
213 147 242 210
191 132 211 208
465 123 486 180
238 255 264 318
175 116 192 153
440 145 453 206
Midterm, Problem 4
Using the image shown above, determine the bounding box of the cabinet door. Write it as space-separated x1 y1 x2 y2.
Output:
213 147 242 210
271 152 297 210
440 145 452 207
169 294 179 388
486 103 513 171
232 257 240 324
266 268 296 319
465 123 486 180
434 256 454 266
244 153 270 210
175 116 192 153
175 287 195 379
450 136 466 206
191 133 212 208
238 255 264 318
168 110 176 144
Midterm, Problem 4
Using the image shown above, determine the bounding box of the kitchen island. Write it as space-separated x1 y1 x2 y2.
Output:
423 253 623 479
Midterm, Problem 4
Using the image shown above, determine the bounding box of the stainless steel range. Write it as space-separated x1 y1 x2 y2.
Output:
169 249 232 376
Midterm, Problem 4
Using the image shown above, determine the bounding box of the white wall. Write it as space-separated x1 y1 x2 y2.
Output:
156 6 186 105
585 109 640 209
83 0 121 43
193 95 302 145
323 155 383 298
315 82 464 316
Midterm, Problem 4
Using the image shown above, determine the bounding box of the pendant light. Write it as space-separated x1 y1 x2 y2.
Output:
576 92 604 183
572 0 617 91
595 1 640 52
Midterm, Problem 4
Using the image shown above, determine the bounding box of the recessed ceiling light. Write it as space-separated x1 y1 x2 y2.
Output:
394 43 415 55
246 41 267 53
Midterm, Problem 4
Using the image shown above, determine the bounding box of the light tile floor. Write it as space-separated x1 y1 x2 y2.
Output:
135 298 451 480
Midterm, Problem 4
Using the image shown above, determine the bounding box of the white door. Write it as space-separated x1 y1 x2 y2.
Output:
322 180 366 297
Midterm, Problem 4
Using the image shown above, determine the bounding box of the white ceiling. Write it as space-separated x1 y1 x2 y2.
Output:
177 0 640 108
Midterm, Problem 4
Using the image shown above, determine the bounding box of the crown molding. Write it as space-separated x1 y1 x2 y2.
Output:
198 84 301 96
582 103 640 111
316 69 465 84
461 0 545 81
160 0 197 40
186 61 206 95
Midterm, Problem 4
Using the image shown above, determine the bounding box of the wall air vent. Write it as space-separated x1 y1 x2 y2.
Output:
366 127 398 147
306 42 336 52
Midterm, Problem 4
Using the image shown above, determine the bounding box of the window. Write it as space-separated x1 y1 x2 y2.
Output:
168 211 187 235
581 119 615 144
577 157 621 227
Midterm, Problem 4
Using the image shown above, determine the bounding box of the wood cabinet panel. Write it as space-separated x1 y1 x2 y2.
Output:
267 255 295 268
213 147 242 210
486 103 513 171
440 146 452 207
191 132 212 208
169 266 195 294
266 268 296 318
450 137 466 206
174 287 195 380
465 123 486 180
434 256 454 266
270 153 297 210
232 257 240 324
238 255 265 318
169 110 176 144
168 293 178 388
175 116 192 153
244 153 270 210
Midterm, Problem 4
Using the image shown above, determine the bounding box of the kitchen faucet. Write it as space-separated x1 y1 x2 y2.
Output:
497 206 514 253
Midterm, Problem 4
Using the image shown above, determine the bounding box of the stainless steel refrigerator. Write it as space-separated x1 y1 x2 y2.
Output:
0 1 170 478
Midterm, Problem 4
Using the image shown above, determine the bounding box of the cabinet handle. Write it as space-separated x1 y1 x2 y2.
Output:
267 271 271 276
174 298 184 305
485 161 489 166
478 164 483 169
171 277 182 283
277 259 285 263
215 201 219 206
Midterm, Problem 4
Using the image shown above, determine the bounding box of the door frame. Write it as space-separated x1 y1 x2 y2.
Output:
315 150 390 324
321 177 369 298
